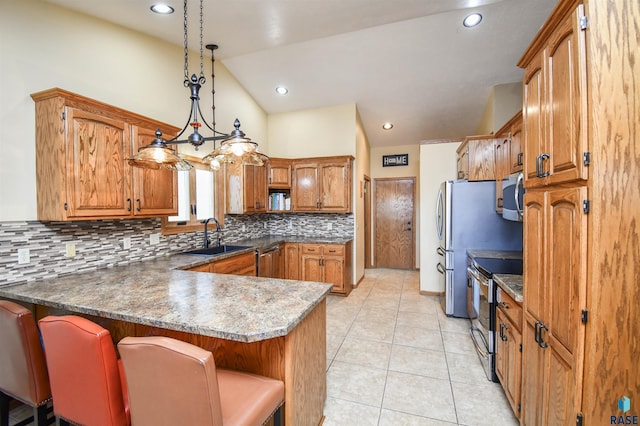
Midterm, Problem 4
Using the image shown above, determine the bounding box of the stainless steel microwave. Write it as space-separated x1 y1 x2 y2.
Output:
502 172 524 222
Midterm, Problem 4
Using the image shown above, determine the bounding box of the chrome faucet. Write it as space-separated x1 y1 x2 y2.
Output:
202 217 222 248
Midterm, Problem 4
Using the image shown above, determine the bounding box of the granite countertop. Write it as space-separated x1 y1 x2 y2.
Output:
466 249 523 260
494 274 523 303
0 246 333 343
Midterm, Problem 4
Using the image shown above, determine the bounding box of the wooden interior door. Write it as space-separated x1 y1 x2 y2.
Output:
374 178 415 270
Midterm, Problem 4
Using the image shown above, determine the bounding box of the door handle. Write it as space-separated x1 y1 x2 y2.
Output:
497 197 503 208
539 153 550 177
499 323 508 342
538 322 549 349
534 320 541 345
535 155 541 178
136 199 141 212
517 152 523 166
127 198 132 212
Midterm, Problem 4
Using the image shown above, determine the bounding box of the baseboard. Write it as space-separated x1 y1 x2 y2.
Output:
420 290 443 296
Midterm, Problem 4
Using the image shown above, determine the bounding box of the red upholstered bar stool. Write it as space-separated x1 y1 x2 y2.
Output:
118 336 285 426
0 300 52 426
38 316 130 426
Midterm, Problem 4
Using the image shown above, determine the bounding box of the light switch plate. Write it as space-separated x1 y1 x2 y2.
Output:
149 233 160 245
17 248 30 264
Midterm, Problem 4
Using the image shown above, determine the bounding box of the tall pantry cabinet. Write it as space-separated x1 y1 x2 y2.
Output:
519 0 640 423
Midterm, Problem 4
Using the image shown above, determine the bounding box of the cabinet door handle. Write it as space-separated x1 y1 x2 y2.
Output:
136 199 141 212
517 152 523 166
534 320 541 345
535 155 541 177
499 301 509 309
127 198 132 212
500 323 508 342
538 322 549 349
497 197 504 208
540 153 550 177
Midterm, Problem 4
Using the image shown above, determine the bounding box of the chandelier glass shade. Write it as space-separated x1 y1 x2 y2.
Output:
128 0 267 171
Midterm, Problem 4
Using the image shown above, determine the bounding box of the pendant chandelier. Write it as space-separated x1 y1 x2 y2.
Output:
128 0 268 171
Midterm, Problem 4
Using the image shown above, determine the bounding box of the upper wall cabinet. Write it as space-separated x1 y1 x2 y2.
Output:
267 158 292 188
225 162 268 214
521 4 588 189
31 88 179 221
292 156 353 213
457 136 498 181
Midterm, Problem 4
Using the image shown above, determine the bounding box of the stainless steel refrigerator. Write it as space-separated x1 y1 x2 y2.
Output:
435 180 522 317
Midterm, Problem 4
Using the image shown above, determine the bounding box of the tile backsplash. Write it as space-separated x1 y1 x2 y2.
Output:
0 213 353 285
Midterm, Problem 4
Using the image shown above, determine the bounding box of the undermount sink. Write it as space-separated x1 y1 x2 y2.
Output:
182 245 251 256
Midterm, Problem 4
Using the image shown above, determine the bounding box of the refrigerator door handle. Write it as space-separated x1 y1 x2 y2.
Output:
436 262 446 274
435 188 443 240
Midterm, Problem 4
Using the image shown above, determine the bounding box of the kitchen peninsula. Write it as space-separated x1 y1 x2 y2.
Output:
0 252 332 426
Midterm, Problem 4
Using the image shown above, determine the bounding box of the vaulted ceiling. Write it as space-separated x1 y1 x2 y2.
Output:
44 0 557 147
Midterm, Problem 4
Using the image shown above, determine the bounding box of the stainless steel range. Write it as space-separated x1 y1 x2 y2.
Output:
467 253 522 382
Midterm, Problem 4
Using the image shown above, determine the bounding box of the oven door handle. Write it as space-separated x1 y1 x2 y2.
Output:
469 327 490 358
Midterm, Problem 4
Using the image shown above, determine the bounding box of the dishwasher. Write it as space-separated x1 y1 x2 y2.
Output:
256 244 281 278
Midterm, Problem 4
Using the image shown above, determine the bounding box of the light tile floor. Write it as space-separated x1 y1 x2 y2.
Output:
9 268 518 426
323 268 519 426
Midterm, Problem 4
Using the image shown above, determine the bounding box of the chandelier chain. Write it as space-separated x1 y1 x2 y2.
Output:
183 0 189 84
199 0 204 78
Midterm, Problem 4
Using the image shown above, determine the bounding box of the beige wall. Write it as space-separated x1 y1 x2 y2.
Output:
474 81 522 135
354 111 370 284
267 104 357 158
0 0 267 221
419 142 459 293
370 144 421 269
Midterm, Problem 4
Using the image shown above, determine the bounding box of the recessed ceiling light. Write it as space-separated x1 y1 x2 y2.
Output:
382 122 394 130
150 3 174 14
275 86 288 95
463 13 483 28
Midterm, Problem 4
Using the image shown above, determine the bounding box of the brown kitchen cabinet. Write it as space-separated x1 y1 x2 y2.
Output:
31 88 178 221
522 2 588 189
292 156 353 213
520 186 587 425
267 158 292 188
300 242 352 296
225 162 268 214
495 287 523 419
187 251 256 276
456 136 498 181
494 111 523 213
283 243 301 280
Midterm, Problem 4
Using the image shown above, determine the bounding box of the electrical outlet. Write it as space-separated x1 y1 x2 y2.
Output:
123 237 131 250
327 223 333 230
263 222 267 229
149 233 160 245
287 220 292 229
242 224 246 232
65 242 76 258
17 248 30 264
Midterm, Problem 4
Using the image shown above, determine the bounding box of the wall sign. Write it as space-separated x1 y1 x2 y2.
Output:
382 154 409 167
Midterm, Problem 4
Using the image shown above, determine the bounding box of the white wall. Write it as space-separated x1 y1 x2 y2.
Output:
0 0 267 221
354 111 370 283
419 142 459 293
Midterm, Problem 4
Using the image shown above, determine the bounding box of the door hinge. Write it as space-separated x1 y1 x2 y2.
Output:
581 309 588 323
580 16 588 31
62 111 66 120
577 412 584 426
583 151 591 166
519 343 523 352
518 403 521 413
583 200 590 213
64 202 68 211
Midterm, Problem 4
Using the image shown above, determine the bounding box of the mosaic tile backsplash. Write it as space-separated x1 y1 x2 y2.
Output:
0 213 353 285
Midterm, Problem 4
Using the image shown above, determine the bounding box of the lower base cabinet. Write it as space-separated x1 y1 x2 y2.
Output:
496 295 522 419
300 242 352 296
187 251 256 276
